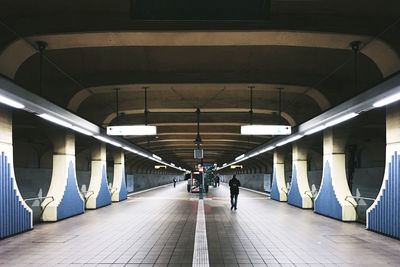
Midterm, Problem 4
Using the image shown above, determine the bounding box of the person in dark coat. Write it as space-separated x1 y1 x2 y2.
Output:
229 175 241 210
173 178 177 188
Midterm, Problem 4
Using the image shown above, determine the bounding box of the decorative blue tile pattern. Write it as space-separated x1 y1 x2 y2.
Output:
0 152 32 239
96 165 111 208
118 167 127 201
314 161 342 220
367 151 400 238
288 166 302 208
271 167 280 201
57 161 84 220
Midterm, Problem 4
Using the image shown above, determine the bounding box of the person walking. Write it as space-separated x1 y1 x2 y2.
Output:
229 175 241 210
173 178 177 188
216 175 220 187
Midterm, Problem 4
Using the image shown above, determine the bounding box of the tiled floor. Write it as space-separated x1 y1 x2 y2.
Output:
205 185 400 266
1 182 400 267
0 183 197 267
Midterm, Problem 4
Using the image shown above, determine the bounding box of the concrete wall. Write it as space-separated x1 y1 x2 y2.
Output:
133 173 183 192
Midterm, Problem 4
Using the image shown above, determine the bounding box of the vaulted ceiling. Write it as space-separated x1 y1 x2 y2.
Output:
1 0 399 170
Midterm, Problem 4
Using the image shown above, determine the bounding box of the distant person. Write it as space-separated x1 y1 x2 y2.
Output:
173 178 177 188
229 175 241 210
216 175 220 187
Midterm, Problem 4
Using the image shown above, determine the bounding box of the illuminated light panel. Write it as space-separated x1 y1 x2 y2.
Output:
107 125 157 136
241 125 291 135
230 165 243 169
0 95 25 109
154 165 167 169
38 114 72 128
325 113 359 127
373 90 400 107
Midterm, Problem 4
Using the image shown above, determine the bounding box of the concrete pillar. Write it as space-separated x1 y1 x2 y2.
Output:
0 107 33 238
367 104 400 238
271 150 287 201
41 132 84 221
86 143 111 209
288 143 313 208
111 149 127 202
314 129 356 221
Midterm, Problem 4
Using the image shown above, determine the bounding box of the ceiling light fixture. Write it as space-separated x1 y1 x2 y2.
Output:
304 125 327 136
154 165 167 169
152 154 162 161
241 125 291 135
325 113 359 127
107 125 157 136
0 95 25 109
276 134 303 147
70 126 93 136
373 89 400 107
38 113 72 128
94 135 121 147
235 154 245 161
240 86 291 135
106 87 157 136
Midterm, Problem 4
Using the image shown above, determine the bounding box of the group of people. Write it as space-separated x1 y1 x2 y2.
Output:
173 174 241 210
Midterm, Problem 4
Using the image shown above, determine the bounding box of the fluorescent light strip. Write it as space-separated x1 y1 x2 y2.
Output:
276 135 303 147
38 113 73 128
0 95 25 109
70 125 93 136
373 90 400 107
259 145 275 154
304 125 327 135
95 135 121 147
152 154 162 160
235 154 245 161
325 112 359 127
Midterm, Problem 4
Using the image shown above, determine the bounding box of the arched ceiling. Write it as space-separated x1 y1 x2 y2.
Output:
1 1 400 171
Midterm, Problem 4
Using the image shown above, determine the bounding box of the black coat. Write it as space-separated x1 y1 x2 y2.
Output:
229 178 241 195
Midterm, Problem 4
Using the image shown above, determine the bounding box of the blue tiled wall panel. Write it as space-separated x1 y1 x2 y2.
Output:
96 165 111 208
314 161 342 220
0 152 32 239
271 167 280 201
56 161 84 220
367 151 400 238
118 167 128 201
288 166 302 208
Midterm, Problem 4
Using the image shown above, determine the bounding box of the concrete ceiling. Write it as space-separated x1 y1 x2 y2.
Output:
1 0 399 170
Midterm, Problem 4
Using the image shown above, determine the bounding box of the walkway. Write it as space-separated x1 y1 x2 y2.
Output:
0 183 399 266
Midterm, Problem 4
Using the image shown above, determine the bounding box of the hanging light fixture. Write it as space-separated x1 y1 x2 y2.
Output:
107 87 157 136
194 108 204 159
241 86 291 135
